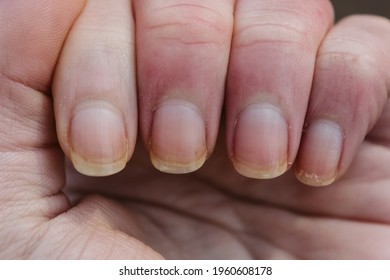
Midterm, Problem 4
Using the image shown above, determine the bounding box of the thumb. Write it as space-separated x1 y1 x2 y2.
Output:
0 0 84 257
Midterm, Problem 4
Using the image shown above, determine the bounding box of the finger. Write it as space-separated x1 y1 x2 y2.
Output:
134 0 234 174
294 15 390 186
226 0 334 179
53 0 137 177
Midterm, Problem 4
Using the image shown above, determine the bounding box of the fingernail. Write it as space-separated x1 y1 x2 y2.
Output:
233 104 288 179
296 120 343 186
150 99 207 174
70 100 128 177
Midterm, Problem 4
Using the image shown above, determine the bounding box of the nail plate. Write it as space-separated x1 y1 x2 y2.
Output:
296 120 343 186
150 99 207 174
233 104 288 179
70 100 128 176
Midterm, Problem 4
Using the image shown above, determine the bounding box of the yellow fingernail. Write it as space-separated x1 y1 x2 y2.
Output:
70 100 128 176
150 99 207 174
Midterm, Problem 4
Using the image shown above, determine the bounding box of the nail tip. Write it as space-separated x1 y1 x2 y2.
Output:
233 159 288 179
71 151 127 177
295 169 336 187
150 152 206 174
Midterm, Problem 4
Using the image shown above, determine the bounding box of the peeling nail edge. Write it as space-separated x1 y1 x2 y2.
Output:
295 169 337 187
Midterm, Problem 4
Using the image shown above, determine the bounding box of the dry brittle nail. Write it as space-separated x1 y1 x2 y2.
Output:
150 99 207 174
295 120 343 186
70 100 128 176
233 103 288 179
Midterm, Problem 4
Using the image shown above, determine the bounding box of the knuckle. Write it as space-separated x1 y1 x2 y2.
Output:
234 8 312 50
319 37 385 81
233 0 333 50
145 3 232 47
337 15 390 65
316 51 387 127
339 15 390 90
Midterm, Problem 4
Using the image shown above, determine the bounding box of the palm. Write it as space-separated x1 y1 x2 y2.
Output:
63 129 390 259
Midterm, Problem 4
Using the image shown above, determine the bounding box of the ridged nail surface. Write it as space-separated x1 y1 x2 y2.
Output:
150 99 207 174
70 100 128 176
296 120 343 186
233 104 288 179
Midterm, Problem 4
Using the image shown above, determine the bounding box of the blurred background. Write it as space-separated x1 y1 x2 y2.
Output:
331 0 390 19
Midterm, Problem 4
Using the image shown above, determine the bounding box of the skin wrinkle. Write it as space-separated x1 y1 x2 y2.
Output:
71 167 390 258
154 36 226 47
133 203 255 259
0 0 87 92
235 2 333 35
0 84 57 152
323 36 386 58
0 71 31 92
233 19 310 49
47 215 100 259
48 194 163 258
146 19 228 47
233 206 303 259
237 22 308 37
153 2 226 19
76 227 99 259
229 201 299 259
196 159 390 225
134 211 179 257
0 215 47 259
317 51 388 121
67 175 256 258
145 2 231 38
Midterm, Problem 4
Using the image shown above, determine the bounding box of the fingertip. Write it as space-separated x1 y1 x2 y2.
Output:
134 1 234 175
295 14 390 186
53 0 137 176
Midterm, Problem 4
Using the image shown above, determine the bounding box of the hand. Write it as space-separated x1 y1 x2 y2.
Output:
1 0 390 259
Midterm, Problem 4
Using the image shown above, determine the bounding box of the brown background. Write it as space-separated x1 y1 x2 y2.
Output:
331 0 390 19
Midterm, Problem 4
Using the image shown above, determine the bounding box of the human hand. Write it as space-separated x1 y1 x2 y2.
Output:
1 0 390 259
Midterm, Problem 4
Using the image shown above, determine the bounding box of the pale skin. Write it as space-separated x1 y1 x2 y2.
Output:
1 0 390 259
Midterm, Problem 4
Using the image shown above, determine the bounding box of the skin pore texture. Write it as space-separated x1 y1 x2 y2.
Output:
1 0 390 259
